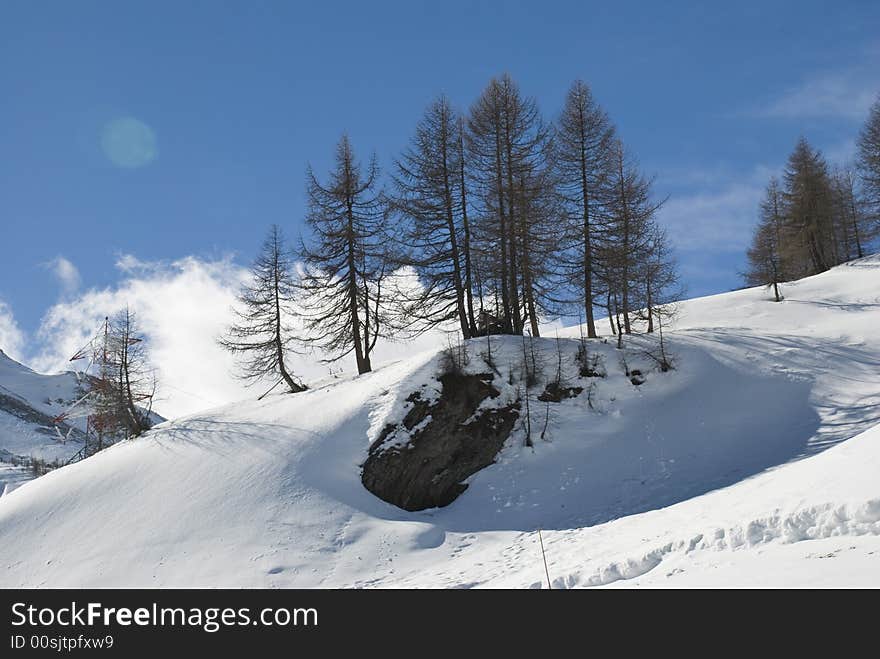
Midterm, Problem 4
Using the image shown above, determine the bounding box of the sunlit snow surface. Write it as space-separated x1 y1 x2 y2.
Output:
0 257 879 587
0 350 86 466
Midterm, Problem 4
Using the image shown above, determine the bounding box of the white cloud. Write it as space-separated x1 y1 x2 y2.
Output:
0 300 26 362
114 253 154 274
45 256 81 296
658 177 766 253
658 131 865 256
656 140 848 255
28 255 450 421
32 255 251 419
756 70 878 121
824 138 857 166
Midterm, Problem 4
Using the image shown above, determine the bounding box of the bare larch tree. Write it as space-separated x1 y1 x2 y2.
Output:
745 178 787 301
780 138 838 276
298 135 389 374
467 74 551 335
112 306 157 436
554 79 615 338
830 166 874 261
857 95 880 225
601 139 663 335
219 224 306 393
390 96 477 338
637 225 681 331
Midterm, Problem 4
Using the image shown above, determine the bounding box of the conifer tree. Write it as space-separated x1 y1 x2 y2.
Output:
298 135 389 374
745 178 786 301
554 80 615 338
112 306 156 436
467 74 551 335
857 95 880 222
601 139 662 334
830 166 874 261
219 224 306 392
390 96 476 338
780 138 837 276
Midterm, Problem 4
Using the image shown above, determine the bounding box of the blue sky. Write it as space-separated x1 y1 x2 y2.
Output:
1 1 879 354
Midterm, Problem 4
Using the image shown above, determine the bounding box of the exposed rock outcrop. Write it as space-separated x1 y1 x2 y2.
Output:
361 373 519 511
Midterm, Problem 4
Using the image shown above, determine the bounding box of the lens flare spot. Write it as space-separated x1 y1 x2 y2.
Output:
100 117 158 168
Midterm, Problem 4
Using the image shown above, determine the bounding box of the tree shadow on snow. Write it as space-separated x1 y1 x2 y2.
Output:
150 417 318 460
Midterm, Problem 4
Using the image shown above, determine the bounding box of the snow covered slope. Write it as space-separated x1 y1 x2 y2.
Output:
0 350 87 494
0 349 164 496
0 256 878 587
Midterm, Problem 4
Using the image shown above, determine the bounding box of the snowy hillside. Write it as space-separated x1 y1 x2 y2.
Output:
0 350 87 495
0 349 164 496
0 257 878 587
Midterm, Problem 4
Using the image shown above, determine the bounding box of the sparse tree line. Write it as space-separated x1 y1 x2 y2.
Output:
746 96 880 300
222 75 679 390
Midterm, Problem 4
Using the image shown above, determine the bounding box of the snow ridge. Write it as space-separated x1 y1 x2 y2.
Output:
572 497 880 588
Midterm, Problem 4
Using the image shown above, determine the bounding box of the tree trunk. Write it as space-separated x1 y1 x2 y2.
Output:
579 118 597 338
504 111 521 334
518 179 540 338
614 296 624 349
273 252 305 393
607 292 616 335
361 263 372 374
440 121 470 339
850 194 864 259
459 121 478 336
618 156 632 335
493 124 513 334
346 198 368 374
364 267 383 373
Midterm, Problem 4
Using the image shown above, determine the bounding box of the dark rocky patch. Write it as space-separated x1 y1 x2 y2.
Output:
537 382 584 402
362 373 519 511
629 369 646 386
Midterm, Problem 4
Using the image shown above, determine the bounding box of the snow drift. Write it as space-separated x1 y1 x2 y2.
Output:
0 256 878 587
